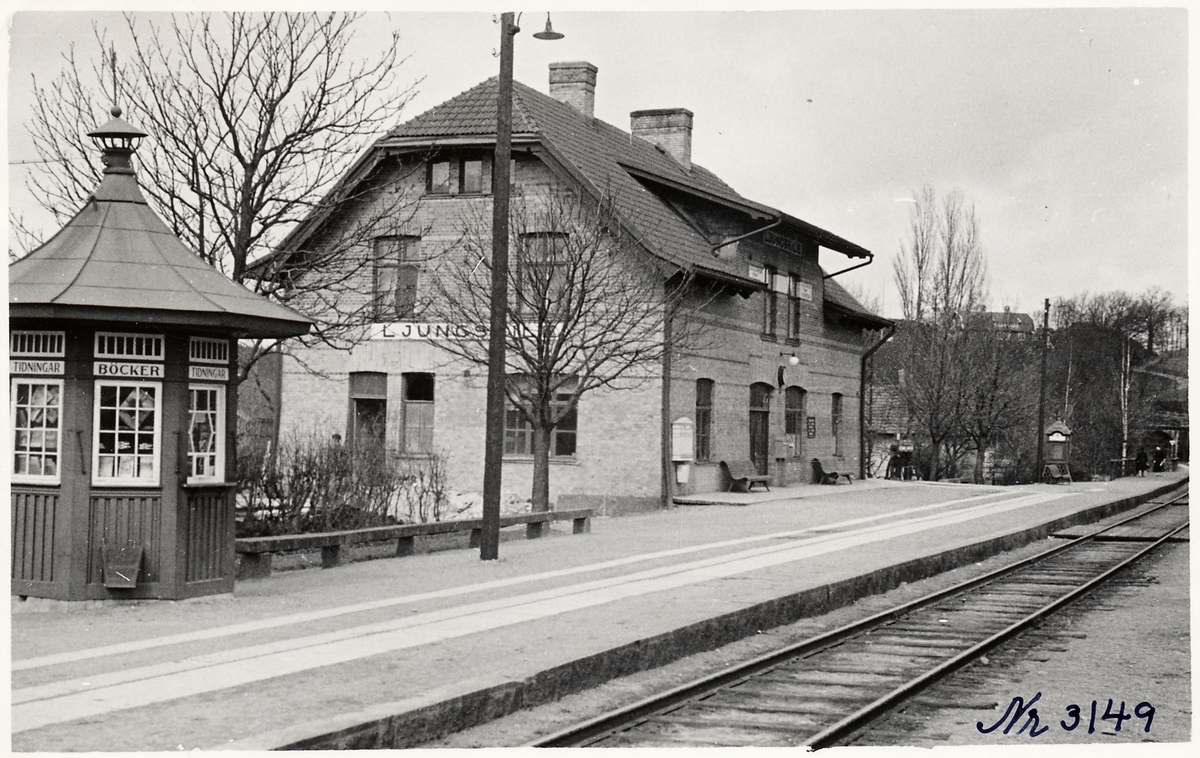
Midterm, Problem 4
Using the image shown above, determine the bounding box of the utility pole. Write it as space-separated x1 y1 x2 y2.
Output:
480 12 562 560
480 12 519 561
1035 297 1050 481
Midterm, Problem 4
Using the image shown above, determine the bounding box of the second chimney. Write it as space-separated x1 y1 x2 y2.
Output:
549 62 597 120
630 108 693 170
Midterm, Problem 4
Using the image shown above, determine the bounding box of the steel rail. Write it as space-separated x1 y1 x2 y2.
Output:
528 485 1187 748
804 515 1190 749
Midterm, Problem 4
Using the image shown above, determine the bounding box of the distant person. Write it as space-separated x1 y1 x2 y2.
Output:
1152 446 1165 472
1135 448 1148 477
886 444 900 480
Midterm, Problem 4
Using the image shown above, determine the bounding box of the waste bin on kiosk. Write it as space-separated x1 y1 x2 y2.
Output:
8 108 311 601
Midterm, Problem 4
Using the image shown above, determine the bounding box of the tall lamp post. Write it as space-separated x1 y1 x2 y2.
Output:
481 12 563 561
1035 298 1051 481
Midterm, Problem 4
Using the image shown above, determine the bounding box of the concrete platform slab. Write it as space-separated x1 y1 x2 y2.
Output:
9 470 1187 751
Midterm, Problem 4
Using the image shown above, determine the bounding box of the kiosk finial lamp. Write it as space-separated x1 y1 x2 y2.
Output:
87 106 148 171
532 13 565 40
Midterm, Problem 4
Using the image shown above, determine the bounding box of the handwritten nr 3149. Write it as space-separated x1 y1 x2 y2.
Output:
977 692 1155 737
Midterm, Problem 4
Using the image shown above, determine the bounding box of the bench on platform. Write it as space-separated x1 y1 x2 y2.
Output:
235 508 594 580
1042 463 1072 484
812 458 853 485
721 460 771 492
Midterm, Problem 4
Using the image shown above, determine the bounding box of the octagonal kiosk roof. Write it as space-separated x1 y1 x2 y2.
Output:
9 110 312 339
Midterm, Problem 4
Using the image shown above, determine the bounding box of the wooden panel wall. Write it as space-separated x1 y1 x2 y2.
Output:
185 489 232 583
11 488 58 583
87 492 162 584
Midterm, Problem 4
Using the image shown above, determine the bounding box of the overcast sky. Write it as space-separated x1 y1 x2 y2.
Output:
6 4 1189 319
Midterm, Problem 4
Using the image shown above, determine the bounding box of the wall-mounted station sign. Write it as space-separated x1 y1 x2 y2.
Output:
371 322 489 341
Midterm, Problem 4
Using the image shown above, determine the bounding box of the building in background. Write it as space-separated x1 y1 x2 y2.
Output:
254 62 888 513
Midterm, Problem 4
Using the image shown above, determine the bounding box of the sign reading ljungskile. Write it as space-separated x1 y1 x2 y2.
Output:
371 323 565 341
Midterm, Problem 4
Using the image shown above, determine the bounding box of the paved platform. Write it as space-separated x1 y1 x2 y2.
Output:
9 470 1188 751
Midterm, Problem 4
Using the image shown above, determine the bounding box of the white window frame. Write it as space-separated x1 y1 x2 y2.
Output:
187 383 226 484
94 332 164 361
189 337 230 365
11 377 64 485
92 379 162 487
11 330 65 357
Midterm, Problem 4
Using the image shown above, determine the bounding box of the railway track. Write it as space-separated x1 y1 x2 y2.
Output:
529 486 1189 748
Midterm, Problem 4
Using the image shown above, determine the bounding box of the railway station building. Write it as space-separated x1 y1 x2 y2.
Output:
256 62 890 513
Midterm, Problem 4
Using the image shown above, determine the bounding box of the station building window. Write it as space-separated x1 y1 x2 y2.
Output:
515 232 569 313
505 378 577 458
348 372 388 449
12 379 63 484
374 236 421 321
427 154 493 196
787 274 804 341
832 392 844 457
94 381 161 485
188 385 225 482
761 266 778 339
401 372 435 454
695 378 714 462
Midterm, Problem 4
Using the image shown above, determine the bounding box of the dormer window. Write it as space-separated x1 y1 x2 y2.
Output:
429 160 454 194
427 153 493 196
462 159 487 193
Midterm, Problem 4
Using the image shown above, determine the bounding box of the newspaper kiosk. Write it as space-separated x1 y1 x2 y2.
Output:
9 109 310 600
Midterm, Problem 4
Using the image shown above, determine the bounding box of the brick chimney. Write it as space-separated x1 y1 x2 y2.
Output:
630 108 693 170
549 62 597 120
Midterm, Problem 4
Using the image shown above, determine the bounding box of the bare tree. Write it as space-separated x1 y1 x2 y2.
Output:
891 320 968 480
1051 288 1173 464
933 190 988 315
893 185 988 321
892 185 939 320
427 189 701 512
889 186 992 479
16 12 420 376
957 322 1038 482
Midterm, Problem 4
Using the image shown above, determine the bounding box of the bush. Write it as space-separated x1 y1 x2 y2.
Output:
236 429 449 537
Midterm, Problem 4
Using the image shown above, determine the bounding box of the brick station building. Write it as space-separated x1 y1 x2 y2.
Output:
259 62 889 513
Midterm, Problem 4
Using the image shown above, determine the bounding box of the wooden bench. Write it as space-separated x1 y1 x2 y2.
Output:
1042 463 1072 484
812 458 853 485
235 508 594 580
721 460 770 492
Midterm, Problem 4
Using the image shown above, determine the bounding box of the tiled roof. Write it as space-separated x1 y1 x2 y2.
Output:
299 71 884 327
961 310 1036 332
824 277 892 328
866 384 908 435
382 78 872 285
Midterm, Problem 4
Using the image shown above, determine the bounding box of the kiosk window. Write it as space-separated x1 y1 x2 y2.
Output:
188 385 225 482
12 379 62 483
94 381 161 485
